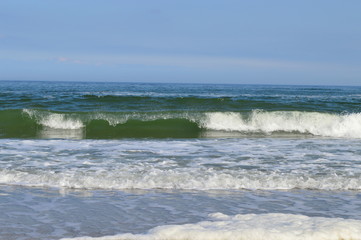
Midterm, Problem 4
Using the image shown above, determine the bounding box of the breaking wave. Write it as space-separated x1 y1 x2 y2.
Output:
203 111 361 138
0 109 361 138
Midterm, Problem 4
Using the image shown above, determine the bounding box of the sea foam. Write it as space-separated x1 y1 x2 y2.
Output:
203 111 361 138
61 213 361 240
23 109 84 129
22 109 361 138
1 138 361 191
1 167 361 190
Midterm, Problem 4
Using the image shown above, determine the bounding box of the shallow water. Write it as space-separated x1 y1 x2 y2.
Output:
1 186 361 239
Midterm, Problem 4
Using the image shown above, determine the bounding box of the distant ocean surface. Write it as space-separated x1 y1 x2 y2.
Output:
1 81 361 240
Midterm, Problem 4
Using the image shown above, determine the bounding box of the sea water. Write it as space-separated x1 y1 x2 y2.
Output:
1 81 361 239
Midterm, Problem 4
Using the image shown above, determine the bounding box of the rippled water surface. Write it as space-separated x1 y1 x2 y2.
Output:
1 81 361 240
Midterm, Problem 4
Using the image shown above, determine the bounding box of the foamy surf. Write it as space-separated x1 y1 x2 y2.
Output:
203 111 361 138
20 109 361 138
61 213 361 240
1 138 361 191
1 168 361 190
23 109 84 129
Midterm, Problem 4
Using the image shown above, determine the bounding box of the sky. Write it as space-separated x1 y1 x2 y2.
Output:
0 0 360 85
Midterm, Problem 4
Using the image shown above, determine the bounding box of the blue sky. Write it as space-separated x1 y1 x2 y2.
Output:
1 0 360 85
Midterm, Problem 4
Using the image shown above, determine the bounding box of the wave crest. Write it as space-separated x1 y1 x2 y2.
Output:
23 109 84 129
15 109 361 139
203 111 361 138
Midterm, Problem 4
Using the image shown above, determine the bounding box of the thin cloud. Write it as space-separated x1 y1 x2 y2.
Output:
56 57 87 65
57 57 69 62
56 56 107 66
54 54 361 73
1 49 360 73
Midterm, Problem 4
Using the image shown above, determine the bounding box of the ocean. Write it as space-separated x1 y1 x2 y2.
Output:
0 80 361 239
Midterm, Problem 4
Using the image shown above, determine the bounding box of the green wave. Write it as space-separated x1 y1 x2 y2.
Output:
0 109 39 138
0 109 202 139
86 119 200 138
1 109 361 139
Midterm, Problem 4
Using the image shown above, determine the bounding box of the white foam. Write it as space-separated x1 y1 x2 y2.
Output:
1 138 361 191
1 167 361 191
23 109 361 138
40 114 84 129
23 109 84 129
203 111 361 138
61 213 361 240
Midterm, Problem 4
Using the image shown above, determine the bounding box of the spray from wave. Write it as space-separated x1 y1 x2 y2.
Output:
202 111 361 138
23 109 84 129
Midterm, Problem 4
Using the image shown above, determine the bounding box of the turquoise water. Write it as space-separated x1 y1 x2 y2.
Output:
1 81 361 239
